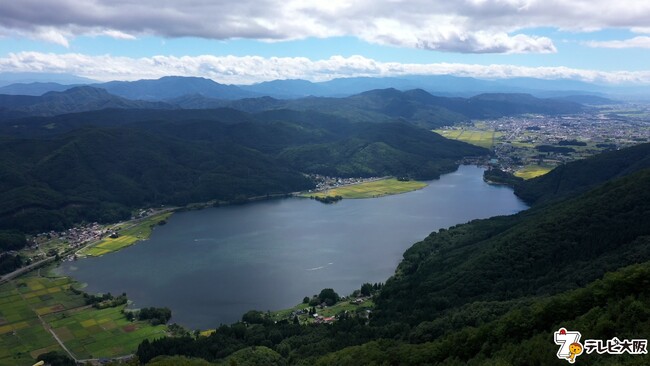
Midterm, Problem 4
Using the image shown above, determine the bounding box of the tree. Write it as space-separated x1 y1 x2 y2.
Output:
242 310 268 325
138 307 172 325
0 230 27 251
36 351 75 366
360 283 373 297
318 288 340 306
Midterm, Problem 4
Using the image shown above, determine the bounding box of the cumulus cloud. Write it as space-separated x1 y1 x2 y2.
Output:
1 0 648 54
586 36 650 49
1 51 649 85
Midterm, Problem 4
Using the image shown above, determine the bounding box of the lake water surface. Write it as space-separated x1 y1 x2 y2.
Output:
58 165 528 329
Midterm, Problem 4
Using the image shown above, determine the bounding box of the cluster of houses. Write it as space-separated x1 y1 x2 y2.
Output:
27 223 116 262
305 174 381 193
287 296 373 325
31 223 106 251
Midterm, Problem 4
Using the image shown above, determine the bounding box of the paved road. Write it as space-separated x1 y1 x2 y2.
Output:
0 256 55 285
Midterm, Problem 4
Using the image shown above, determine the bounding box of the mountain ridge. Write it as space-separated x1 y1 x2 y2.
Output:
0 74 640 99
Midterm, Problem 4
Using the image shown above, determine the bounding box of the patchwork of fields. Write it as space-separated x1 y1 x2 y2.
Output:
303 178 427 199
0 271 166 365
45 306 166 360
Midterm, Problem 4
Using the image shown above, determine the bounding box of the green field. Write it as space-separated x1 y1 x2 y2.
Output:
79 212 173 257
46 305 166 360
433 128 502 149
302 178 427 199
0 271 166 365
514 165 553 179
0 274 82 365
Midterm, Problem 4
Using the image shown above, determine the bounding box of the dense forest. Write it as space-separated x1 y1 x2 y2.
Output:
126 148 650 365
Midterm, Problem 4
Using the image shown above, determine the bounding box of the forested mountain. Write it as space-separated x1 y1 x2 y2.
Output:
97 76 259 100
132 149 650 365
0 108 258 138
0 108 486 235
514 142 650 205
373 168 650 325
0 86 586 129
172 88 586 128
0 86 173 117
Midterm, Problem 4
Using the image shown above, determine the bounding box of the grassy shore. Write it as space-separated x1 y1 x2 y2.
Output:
0 269 166 365
78 211 173 257
302 178 427 199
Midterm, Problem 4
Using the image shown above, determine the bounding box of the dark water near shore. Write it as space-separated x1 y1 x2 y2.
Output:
58 165 528 329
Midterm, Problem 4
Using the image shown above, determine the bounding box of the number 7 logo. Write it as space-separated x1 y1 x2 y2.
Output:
554 328 584 363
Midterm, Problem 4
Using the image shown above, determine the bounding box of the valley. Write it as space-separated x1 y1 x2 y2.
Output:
0 75 648 366
3 2 650 365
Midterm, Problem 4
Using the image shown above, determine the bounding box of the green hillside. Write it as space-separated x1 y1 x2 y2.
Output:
514 142 650 205
373 168 650 325
172 88 586 129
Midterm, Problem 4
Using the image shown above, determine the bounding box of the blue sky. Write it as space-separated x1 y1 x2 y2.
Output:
0 1 649 84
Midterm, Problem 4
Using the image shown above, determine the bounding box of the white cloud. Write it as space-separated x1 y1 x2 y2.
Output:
631 27 650 34
33 28 70 47
1 0 648 54
586 36 650 49
0 26 70 47
99 30 136 40
1 51 649 85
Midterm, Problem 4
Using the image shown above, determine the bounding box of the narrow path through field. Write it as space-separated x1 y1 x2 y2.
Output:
11 277 79 362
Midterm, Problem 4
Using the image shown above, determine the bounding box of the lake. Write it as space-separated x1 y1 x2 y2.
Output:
58 165 528 329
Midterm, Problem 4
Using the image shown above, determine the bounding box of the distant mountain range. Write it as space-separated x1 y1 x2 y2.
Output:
0 86 173 118
0 72 96 87
0 85 587 128
239 75 620 99
0 75 632 101
97 76 259 100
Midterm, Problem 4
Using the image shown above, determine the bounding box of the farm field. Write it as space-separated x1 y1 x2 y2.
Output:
514 165 553 179
433 128 502 149
0 270 166 365
45 305 166 360
0 273 82 366
79 211 172 257
303 178 427 199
